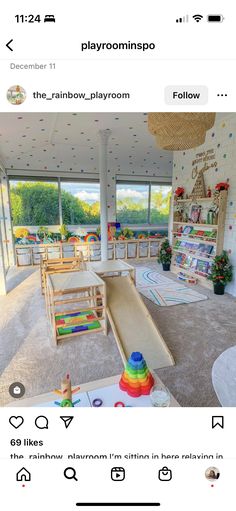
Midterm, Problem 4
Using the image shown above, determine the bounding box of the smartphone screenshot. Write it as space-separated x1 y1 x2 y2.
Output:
0 1 235 509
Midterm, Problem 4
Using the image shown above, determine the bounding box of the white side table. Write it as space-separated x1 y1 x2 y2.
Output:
212 346 236 406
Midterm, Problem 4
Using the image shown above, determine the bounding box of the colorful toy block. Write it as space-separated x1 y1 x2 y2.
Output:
119 352 154 397
55 311 101 336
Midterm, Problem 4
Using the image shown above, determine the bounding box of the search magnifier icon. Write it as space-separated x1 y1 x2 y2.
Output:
64 467 78 481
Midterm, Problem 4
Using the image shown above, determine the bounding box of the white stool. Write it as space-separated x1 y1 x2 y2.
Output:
212 346 236 406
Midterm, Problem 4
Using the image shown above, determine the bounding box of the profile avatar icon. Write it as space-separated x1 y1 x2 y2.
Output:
7 85 26 105
205 467 220 481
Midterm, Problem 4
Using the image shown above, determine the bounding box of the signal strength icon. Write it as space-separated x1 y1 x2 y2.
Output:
176 15 189 23
193 14 203 22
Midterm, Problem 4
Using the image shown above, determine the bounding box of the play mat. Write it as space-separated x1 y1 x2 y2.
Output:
136 267 208 307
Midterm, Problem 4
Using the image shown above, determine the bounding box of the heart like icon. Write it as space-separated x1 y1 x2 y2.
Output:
9 416 24 429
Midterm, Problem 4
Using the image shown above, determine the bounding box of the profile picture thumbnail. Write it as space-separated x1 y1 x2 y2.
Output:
205 467 220 481
7 85 26 105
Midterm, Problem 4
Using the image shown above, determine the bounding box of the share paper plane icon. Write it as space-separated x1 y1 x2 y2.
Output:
60 416 74 429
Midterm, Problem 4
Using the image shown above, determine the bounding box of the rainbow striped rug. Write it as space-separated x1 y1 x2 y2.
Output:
136 267 207 307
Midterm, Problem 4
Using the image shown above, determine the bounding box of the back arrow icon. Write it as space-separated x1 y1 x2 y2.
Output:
6 39 13 51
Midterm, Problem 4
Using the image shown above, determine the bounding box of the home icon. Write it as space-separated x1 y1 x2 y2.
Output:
16 467 31 482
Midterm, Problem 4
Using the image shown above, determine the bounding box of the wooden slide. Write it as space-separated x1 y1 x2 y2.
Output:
104 276 175 370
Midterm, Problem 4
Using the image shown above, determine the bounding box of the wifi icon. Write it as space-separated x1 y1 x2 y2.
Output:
193 14 203 22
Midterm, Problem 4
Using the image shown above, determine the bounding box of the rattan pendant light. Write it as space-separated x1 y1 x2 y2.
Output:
148 113 216 150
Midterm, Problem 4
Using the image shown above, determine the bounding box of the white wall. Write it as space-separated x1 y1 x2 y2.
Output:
0 169 7 294
172 112 236 296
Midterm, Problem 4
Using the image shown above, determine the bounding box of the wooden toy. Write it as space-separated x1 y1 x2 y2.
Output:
104 276 174 369
189 169 206 199
40 253 85 294
84 233 99 242
119 352 155 397
54 374 81 407
86 259 136 283
46 270 107 345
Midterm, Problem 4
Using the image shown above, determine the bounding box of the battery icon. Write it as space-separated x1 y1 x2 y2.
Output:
207 15 224 22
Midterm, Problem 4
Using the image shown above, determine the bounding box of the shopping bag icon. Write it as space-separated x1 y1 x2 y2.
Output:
158 466 172 481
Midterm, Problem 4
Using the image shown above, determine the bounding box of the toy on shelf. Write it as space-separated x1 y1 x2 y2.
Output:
189 169 206 199
15 227 30 239
119 352 154 397
177 271 197 284
68 236 80 243
108 222 121 240
84 233 99 242
54 374 81 407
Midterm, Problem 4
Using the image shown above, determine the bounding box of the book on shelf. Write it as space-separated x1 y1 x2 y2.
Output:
192 229 205 237
179 225 217 239
174 239 181 249
175 253 186 266
176 240 214 254
195 259 211 276
204 230 217 238
182 225 193 235
190 258 198 270
190 205 202 223
198 243 214 255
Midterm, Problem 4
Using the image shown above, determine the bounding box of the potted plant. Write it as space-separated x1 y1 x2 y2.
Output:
59 224 69 241
174 186 185 199
158 238 172 271
37 226 52 242
208 250 233 295
121 227 134 239
215 182 229 192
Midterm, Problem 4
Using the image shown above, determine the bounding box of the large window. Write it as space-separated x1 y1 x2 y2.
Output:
116 182 171 226
116 183 149 224
10 180 59 226
60 181 100 225
10 179 100 227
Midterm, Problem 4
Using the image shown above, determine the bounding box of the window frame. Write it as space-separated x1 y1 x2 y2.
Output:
116 180 172 227
9 176 60 227
9 176 101 227
59 178 100 226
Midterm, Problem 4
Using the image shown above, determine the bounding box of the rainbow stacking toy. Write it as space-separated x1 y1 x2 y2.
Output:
119 352 154 397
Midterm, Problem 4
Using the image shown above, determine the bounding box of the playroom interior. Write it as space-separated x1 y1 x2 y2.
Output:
0 112 235 408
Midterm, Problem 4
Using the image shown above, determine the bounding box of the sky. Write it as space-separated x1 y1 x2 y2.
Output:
61 182 100 204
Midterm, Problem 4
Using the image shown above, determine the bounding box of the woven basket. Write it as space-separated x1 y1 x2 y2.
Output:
148 113 216 150
156 131 206 150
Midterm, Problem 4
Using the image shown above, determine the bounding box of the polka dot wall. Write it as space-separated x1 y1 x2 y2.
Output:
172 112 236 297
0 112 173 225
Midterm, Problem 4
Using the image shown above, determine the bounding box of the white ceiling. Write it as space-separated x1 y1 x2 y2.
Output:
0 113 173 178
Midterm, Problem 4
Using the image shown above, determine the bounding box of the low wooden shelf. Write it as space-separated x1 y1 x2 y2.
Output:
15 237 164 266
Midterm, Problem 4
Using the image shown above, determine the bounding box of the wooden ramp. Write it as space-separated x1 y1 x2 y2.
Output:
104 276 174 370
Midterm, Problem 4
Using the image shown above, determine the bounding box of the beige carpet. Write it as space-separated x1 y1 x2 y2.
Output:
0 268 123 406
0 262 236 406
